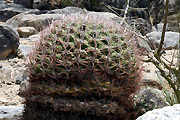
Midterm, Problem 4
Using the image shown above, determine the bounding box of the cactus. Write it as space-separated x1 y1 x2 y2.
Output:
23 13 143 120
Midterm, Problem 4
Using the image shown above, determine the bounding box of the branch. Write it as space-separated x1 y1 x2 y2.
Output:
156 0 169 58
120 0 130 25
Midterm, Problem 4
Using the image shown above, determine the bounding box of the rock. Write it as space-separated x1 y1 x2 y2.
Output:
5 0 13 5
0 97 8 106
0 81 24 105
151 0 180 26
0 0 4 4
0 57 28 84
0 66 28 84
134 86 168 118
0 3 30 22
0 105 23 120
142 61 165 89
13 0 33 8
0 57 26 107
28 34 40 41
6 7 83 31
0 25 19 60
6 13 64 32
166 0 179 15
136 104 180 120
6 7 121 32
163 13 180 32
19 79 29 95
126 18 152 35
46 7 83 14
15 67 28 84
136 35 152 51
17 27 36 38
16 8 47 15
18 36 39 59
145 31 179 50
0 22 5 25
153 23 170 32
33 0 52 10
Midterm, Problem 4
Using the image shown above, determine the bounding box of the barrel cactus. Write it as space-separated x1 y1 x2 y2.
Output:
23 12 143 120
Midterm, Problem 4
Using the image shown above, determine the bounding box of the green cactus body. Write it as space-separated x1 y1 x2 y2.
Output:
25 13 143 120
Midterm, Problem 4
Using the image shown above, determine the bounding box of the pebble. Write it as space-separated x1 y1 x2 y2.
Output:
0 105 24 120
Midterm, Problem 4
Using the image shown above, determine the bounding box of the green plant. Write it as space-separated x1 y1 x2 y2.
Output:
23 13 143 120
144 0 180 103
156 70 178 105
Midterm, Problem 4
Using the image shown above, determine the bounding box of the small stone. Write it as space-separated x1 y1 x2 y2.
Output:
10 63 15 66
0 105 24 119
6 82 12 85
17 27 36 38
19 80 29 95
13 60 18 64
0 97 8 104
13 64 22 68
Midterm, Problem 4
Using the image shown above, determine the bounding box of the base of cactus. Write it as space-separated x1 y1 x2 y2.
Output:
21 94 136 120
22 102 102 120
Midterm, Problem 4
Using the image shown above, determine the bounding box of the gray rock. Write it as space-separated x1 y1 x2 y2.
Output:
5 7 83 31
134 87 168 117
137 36 152 51
0 66 28 84
33 0 52 10
0 0 4 4
126 18 152 35
18 35 39 59
0 3 8 9
0 25 19 59
0 3 30 22
145 31 179 50
28 34 40 41
17 46 31 59
15 8 47 15
13 0 33 8
0 57 28 84
6 13 64 31
6 8 119 32
165 0 179 15
0 97 8 106
15 67 28 84
19 79 29 95
136 104 180 120
153 23 170 32
47 7 83 14
0 105 23 120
